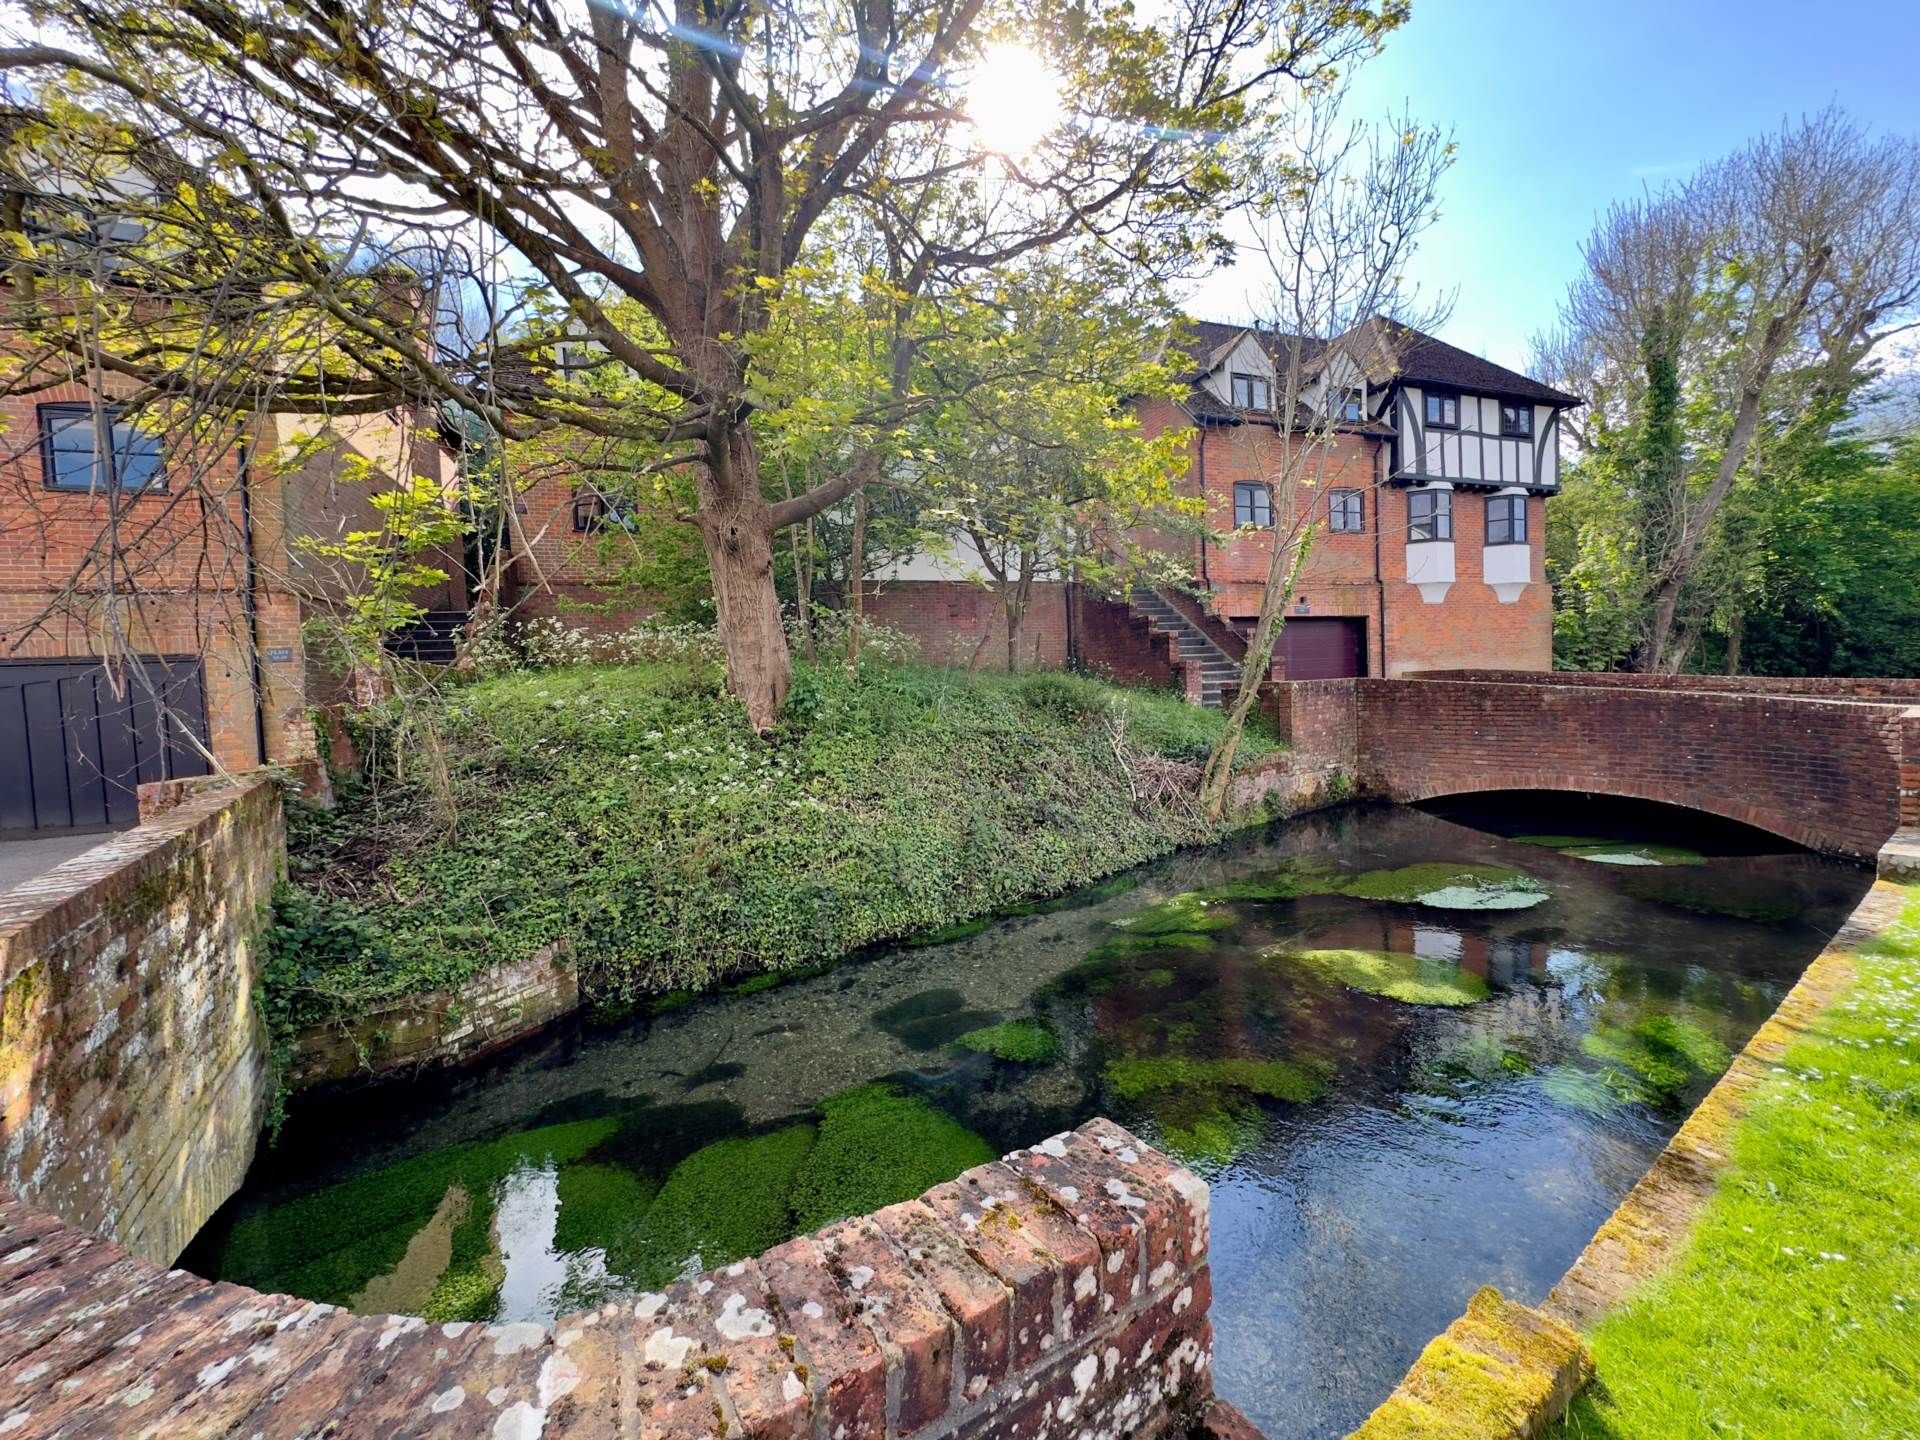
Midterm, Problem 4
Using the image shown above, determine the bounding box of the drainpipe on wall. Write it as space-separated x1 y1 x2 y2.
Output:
1374 442 1389 678
236 440 270 767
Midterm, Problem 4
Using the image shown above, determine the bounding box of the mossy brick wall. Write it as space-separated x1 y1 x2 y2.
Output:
0 1118 1215 1440
0 777 282 1265
291 945 580 1088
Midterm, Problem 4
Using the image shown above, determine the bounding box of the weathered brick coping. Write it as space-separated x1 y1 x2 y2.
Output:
1343 876 1911 1439
0 1119 1214 1439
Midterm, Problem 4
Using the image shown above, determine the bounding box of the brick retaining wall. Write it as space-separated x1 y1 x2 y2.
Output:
0 1119 1214 1440
0 777 282 1265
1416 669 1920 701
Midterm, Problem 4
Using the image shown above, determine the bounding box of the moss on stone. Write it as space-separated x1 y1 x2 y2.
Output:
788 1084 995 1233
1280 948 1493 1007
1339 863 1549 910
950 1019 1061 1064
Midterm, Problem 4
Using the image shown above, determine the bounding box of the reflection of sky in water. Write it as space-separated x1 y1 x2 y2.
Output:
493 1162 616 1324
199 799 1873 1440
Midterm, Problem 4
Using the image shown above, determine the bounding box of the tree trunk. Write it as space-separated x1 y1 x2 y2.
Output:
695 432 791 731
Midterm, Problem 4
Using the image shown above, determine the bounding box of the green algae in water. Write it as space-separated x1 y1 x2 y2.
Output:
1414 1034 1535 1097
950 1018 1061 1064
208 1116 620 1307
1514 835 1707 867
1112 891 1235 935
1538 1064 1630 1116
1196 857 1348 903
788 1084 996 1233
553 1164 658 1254
1579 1015 1730 1106
612 1124 816 1286
1279 948 1493 1007
907 915 993 947
1338 863 1550 910
1105 1055 1328 1104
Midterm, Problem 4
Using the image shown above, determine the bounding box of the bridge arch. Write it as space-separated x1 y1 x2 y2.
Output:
1337 676 1915 861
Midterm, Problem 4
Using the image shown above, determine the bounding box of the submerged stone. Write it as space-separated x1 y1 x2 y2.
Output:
1279 948 1493 1007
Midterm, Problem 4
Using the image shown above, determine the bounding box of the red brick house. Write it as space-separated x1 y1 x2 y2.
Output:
868 316 1580 695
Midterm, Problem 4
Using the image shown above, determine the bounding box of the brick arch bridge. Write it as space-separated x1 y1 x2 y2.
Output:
1256 672 1920 861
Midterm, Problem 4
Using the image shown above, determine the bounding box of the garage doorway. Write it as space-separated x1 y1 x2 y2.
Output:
1281 617 1367 680
0 658 212 835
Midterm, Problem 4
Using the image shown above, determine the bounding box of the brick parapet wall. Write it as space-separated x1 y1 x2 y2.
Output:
0 1119 1214 1440
1073 592 1183 692
862 581 1071 671
1416 669 1920 701
291 944 580 1088
1346 677 1907 858
0 777 282 1265
1900 707 1920 828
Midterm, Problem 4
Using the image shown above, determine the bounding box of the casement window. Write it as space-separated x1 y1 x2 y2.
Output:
1232 481 1274 527
1423 390 1459 429
1408 488 1452 542
1500 402 1534 439
1486 494 1528 546
572 489 639 532
38 403 163 492
1338 389 1364 423
1230 372 1272 411
1329 488 1364 534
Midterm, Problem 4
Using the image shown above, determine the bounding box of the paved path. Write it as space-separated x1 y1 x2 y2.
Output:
0 832 115 896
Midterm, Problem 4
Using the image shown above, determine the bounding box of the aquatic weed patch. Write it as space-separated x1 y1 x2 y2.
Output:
1339 863 1551 910
1553 891 1920 1440
950 1018 1062 1063
1278 947 1494 1007
1515 835 1707 866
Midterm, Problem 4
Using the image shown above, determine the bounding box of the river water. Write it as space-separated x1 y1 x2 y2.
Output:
183 796 1869 1439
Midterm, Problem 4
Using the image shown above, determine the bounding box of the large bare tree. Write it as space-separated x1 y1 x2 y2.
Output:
1544 107 1920 673
2 0 1409 727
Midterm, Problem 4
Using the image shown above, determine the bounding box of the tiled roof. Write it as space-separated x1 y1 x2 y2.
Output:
1177 316 1581 410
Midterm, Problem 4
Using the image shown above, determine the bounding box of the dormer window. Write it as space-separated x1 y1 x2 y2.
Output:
1338 389 1363 423
1500 403 1534 438
1424 391 1459 430
1231 372 1271 411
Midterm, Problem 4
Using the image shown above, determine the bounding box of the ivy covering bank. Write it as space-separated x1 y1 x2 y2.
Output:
279 654 1286 1028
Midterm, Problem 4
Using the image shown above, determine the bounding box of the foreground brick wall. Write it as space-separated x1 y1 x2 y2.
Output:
0 1119 1214 1440
1419 670 1920 702
0 777 282 1264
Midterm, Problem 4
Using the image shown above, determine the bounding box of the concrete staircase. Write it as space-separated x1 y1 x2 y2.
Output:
384 609 469 665
1128 586 1243 707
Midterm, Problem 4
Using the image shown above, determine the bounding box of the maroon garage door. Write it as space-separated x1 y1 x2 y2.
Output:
1281 618 1366 680
0 658 211 835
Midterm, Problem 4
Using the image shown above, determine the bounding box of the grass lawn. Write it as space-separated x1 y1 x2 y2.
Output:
1553 886 1920 1439
282 658 1286 1025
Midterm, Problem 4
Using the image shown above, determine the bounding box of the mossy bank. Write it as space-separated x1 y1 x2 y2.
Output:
278 658 1287 1035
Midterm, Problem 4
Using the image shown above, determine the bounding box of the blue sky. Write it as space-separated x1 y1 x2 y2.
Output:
1184 0 1920 371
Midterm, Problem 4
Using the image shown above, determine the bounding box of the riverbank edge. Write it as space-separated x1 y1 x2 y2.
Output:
288 745 1348 1089
1344 857 1917 1440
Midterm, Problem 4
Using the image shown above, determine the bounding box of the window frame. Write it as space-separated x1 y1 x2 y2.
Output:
1232 480 1274 528
1423 390 1460 430
1328 487 1364 534
1500 402 1535 439
1408 488 1452 543
1230 371 1272 412
1485 493 1529 547
37 402 165 494
572 488 640 533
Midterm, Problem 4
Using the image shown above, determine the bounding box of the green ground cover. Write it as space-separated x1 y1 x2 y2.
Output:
1554 888 1920 1439
282 659 1285 1025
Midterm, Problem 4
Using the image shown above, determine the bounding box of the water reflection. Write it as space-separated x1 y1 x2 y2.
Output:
183 800 1869 1440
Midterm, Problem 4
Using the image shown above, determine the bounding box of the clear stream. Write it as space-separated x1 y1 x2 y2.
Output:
184 796 1871 1440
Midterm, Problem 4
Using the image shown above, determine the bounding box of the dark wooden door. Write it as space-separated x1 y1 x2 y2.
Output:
0 658 211 835
1282 618 1366 680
